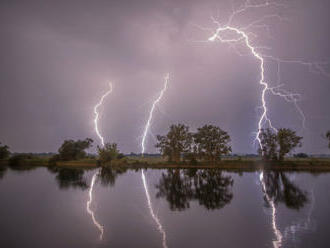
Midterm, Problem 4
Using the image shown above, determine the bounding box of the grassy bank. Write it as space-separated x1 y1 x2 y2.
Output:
2 156 330 172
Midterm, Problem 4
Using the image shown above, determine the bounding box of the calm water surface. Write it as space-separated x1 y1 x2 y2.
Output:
0 166 329 248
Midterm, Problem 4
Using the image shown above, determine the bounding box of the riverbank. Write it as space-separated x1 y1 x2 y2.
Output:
1 157 330 172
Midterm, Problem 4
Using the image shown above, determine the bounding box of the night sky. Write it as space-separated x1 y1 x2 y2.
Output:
0 0 329 154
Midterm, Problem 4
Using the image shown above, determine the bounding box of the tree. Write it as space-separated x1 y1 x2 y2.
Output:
258 128 302 161
97 143 123 165
326 131 330 149
155 124 193 162
258 128 278 161
277 128 302 161
0 142 10 159
57 138 93 161
193 125 231 162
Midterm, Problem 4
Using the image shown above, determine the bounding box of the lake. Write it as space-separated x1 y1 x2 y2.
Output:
0 166 329 247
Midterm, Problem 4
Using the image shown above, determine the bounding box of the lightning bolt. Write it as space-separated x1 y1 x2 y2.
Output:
141 73 170 155
208 24 288 147
87 171 104 240
94 82 113 147
203 0 329 150
141 74 169 248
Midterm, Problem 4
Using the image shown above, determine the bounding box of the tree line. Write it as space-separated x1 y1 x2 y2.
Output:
155 124 308 163
1 127 330 164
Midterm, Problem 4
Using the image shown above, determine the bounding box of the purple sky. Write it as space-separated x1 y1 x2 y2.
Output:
0 0 329 154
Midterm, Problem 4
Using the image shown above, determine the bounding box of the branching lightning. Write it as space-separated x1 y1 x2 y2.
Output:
87 171 104 240
141 74 170 155
141 74 169 248
94 82 113 147
202 0 329 150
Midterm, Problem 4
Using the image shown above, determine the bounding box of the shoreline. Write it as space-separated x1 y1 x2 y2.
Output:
2 159 330 172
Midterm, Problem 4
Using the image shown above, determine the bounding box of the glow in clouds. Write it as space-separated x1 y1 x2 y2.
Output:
87 172 104 240
94 82 113 147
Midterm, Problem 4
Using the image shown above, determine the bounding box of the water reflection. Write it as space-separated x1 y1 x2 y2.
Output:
142 169 168 248
48 167 89 190
87 171 104 240
0 166 325 247
97 167 127 187
0 165 7 180
260 170 310 248
155 169 234 211
261 170 308 210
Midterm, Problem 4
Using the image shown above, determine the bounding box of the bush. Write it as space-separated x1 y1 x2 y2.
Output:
57 138 93 161
0 143 10 160
97 143 124 165
9 154 35 167
294 153 309 158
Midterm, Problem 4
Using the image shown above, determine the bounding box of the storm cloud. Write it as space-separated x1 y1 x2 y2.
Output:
0 0 329 154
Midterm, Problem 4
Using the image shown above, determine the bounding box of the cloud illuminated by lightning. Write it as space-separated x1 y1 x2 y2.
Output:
87 171 104 240
94 82 113 147
141 74 169 155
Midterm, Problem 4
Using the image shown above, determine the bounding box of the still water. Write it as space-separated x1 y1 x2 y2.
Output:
0 166 329 248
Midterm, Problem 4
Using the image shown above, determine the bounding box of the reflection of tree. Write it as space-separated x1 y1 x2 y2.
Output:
156 169 193 210
156 169 233 211
97 167 127 187
52 168 88 190
0 166 7 180
194 170 234 209
262 171 308 210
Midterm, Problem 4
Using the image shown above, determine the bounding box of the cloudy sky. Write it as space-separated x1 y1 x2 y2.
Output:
0 0 329 154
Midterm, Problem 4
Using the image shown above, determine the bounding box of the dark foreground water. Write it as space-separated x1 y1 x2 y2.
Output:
0 166 329 248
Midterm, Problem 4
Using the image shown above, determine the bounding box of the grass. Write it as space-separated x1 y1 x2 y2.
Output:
2 155 330 172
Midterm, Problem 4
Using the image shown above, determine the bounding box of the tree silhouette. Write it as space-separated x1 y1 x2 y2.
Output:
156 124 193 162
0 142 10 160
259 128 302 161
57 138 93 161
193 125 231 162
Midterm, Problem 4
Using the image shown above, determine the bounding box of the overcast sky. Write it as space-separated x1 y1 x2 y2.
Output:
0 0 329 154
